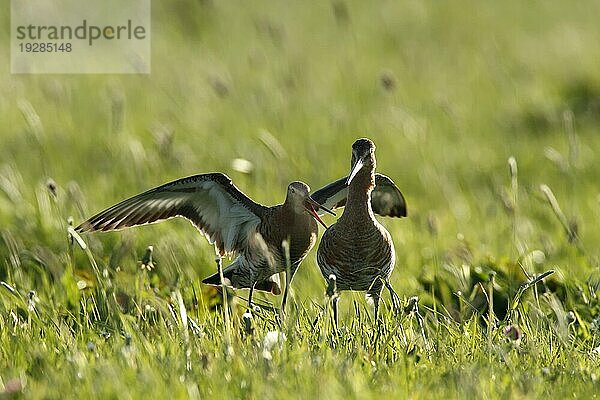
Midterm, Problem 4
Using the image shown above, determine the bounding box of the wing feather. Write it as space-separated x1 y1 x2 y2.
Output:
310 176 349 212
76 173 267 256
311 173 407 218
371 174 408 218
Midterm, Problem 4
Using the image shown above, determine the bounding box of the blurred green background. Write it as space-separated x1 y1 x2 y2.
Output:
1 1 600 397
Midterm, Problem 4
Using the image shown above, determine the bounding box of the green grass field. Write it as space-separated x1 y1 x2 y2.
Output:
2 1 600 398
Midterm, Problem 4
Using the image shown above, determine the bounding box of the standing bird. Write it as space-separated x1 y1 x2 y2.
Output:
316 138 404 327
76 173 335 311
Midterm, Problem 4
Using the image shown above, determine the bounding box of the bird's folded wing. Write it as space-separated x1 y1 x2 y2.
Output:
311 173 407 218
76 173 268 256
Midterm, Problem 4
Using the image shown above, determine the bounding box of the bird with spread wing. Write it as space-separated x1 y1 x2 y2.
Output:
77 173 333 311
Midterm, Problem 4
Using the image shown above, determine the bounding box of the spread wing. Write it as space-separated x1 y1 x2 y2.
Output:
76 173 268 256
311 173 407 218
371 174 408 217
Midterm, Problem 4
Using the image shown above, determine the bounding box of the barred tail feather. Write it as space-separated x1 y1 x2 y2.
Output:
202 265 281 295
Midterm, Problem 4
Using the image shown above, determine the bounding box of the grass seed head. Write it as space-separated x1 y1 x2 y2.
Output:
140 245 155 271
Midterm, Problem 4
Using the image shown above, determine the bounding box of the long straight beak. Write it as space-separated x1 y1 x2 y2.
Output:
307 196 336 216
347 158 364 185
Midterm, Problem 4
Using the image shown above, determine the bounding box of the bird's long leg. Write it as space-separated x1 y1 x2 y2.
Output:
281 275 290 315
326 274 339 332
332 296 340 331
367 281 385 345
247 282 256 311
370 293 382 346
384 279 401 316
367 279 384 325
281 239 293 316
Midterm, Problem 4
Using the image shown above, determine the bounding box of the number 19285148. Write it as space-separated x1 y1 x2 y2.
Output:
19 42 72 52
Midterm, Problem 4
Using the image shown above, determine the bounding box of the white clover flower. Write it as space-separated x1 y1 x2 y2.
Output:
262 331 286 360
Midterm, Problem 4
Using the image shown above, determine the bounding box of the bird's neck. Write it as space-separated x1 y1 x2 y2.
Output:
271 203 317 252
279 201 312 230
341 168 375 221
282 198 303 216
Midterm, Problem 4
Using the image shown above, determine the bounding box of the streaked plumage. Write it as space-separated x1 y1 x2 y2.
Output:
77 173 333 309
316 138 405 325
311 173 407 218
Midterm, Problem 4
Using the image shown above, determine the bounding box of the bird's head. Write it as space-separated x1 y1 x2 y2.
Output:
286 181 334 228
347 138 376 185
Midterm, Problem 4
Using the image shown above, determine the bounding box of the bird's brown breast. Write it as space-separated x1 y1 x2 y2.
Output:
317 206 395 292
259 206 318 267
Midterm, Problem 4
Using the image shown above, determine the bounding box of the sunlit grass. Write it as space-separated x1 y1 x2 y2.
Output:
1 1 600 398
